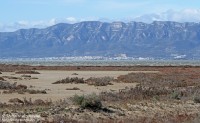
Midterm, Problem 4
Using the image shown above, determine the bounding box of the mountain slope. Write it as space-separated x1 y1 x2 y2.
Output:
0 21 200 59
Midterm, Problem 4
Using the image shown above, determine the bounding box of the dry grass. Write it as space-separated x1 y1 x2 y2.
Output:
117 71 200 88
97 70 200 123
100 85 169 102
101 71 200 103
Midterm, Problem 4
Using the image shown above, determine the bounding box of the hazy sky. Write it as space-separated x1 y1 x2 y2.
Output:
1 0 200 32
1 0 200 23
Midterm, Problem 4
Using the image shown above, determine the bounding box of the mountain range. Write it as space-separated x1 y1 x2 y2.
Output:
0 21 200 59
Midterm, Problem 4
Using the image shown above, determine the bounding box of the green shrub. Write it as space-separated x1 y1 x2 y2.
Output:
71 93 102 110
193 93 200 103
72 94 85 105
170 91 182 100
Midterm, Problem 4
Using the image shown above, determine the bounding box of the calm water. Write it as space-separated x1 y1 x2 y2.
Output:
0 58 200 66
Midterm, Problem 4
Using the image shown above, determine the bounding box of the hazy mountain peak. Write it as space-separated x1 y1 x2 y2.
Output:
0 21 200 59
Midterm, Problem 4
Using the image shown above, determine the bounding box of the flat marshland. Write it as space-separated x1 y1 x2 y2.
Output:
0 64 200 123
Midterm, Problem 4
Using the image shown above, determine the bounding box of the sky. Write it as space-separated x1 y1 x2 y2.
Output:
1 0 200 32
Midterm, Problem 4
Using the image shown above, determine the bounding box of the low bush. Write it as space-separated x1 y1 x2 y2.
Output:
170 91 183 100
15 70 40 74
0 81 17 89
9 98 24 104
72 73 78 75
21 75 31 78
86 76 114 86
71 93 102 110
8 98 52 106
0 81 46 94
2 76 21 80
26 89 47 94
2 89 47 94
66 87 80 90
0 77 5 81
193 92 200 103
52 77 85 84
31 77 39 79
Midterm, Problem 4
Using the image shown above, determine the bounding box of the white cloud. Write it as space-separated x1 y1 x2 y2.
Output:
133 9 200 23
1 9 200 32
65 17 77 23
0 17 79 32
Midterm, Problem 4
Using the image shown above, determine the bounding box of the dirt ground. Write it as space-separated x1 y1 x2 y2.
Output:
0 70 159 103
1 65 200 122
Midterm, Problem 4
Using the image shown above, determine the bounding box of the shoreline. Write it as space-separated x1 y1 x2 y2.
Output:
0 63 199 72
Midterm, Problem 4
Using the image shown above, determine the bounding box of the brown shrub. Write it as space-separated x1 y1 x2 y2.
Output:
33 99 45 105
52 77 85 84
86 76 114 86
16 84 27 90
0 81 46 94
2 90 13 94
2 76 21 80
9 98 24 104
26 89 47 94
33 99 52 106
66 87 80 90
72 73 78 75
21 75 31 78
0 77 5 81
7 98 52 106
0 81 17 89
23 97 33 105
15 70 40 74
